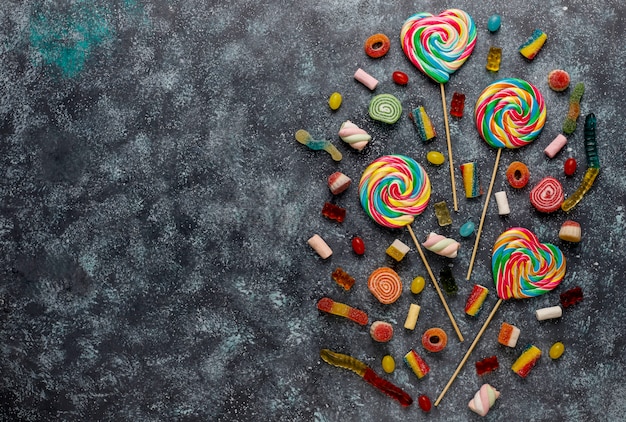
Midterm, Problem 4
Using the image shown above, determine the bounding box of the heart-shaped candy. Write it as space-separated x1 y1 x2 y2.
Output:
401 9 477 84
492 228 566 299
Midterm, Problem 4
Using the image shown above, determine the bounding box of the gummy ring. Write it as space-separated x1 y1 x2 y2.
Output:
506 161 530 189
422 327 448 352
368 267 403 304
364 33 390 58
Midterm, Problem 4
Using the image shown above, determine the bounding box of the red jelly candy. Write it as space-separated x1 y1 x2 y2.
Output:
475 355 499 375
418 394 432 412
322 202 346 223
560 286 583 308
351 236 365 255
450 92 466 118
392 71 409 85
564 157 577 176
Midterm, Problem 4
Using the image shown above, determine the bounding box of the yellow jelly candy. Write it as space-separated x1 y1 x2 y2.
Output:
427 151 445 165
549 342 565 359
411 276 426 294
329 92 342 110
382 355 395 373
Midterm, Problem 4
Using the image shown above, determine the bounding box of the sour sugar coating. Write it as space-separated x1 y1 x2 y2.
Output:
359 155 431 228
369 94 403 124
492 228 566 300
563 82 585 135
338 120 371 151
422 232 460 258
468 384 500 416
519 29 547 60
400 9 477 84
364 33 390 58
317 297 368 325
497 322 520 348
370 321 394 342
409 106 437 142
460 162 482 198
505 161 530 189
465 284 489 316
548 69 570 92
422 327 448 352
475 78 547 149
404 349 430 379
512 344 542 378
529 177 564 213
368 267 403 304
295 129 342 161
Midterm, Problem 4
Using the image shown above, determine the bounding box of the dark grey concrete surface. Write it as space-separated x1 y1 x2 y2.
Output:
1 0 625 420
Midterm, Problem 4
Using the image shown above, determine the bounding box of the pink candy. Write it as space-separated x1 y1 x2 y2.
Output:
354 68 379 90
544 134 567 158
328 172 351 195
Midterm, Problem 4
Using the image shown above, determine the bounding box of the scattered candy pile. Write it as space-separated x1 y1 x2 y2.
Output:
297 7 595 418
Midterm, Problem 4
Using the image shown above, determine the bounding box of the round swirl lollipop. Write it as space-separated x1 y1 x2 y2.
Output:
359 155 430 229
492 227 566 299
401 9 477 212
436 227 566 406
467 78 547 280
360 155 463 341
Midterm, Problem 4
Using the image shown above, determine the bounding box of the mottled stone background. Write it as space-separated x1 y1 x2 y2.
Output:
1 0 625 420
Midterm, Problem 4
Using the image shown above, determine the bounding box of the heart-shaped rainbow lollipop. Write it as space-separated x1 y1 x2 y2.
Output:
401 9 477 212
401 9 477 84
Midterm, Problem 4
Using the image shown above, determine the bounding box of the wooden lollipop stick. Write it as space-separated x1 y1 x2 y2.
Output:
440 83 458 212
466 148 502 280
434 298 503 407
407 224 464 342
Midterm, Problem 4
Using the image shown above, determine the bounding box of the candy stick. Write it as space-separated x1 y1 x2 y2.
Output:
359 155 464 341
466 79 547 280
401 9 477 212
436 228 566 406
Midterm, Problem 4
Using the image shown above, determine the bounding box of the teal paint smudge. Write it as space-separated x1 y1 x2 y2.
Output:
29 1 113 78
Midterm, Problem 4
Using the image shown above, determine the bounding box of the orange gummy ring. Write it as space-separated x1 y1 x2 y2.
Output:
368 267 402 304
364 33 390 58
422 327 448 352
506 161 530 189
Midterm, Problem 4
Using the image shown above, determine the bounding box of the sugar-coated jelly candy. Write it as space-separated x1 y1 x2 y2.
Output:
560 286 583 308
332 267 355 290
328 92 342 110
427 151 445 165
392 71 409 85
364 33 390 58
486 46 502 72
559 220 581 242
519 29 547 60
328 172 351 195
475 355 499 375
549 342 565 359
382 355 395 373
411 276 425 294
370 321 394 342
351 236 365 255
564 157 577 176
440 267 457 295
322 202 346 223
563 82 584 135
410 106 437 142
317 297 368 325
498 322 520 348
459 221 475 237
548 69 570 92
450 92 466 118
487 14 501 32
418 395 432 412
404 349 430 379
422 327 448 352
506 161 530 189
512 345 542 378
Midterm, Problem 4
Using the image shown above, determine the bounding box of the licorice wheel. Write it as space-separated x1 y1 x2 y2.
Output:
422 327 448 352
368 267 403 304
529 177 564 213
364 33 391 58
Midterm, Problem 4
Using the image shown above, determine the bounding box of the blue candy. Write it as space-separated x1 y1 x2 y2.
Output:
460 221 475 237
487 15 501 33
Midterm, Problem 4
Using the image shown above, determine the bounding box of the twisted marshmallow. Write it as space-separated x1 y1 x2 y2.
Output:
422 232 460 258
468 384 500 416
338 120 371 151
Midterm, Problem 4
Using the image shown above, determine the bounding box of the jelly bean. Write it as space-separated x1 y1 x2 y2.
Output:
328 92 342 110
351 236 365 255
549 342 565 359
382 355 395 373
427 151 445 165
392 71 409 85
418 394 432 412
459 221 475 237
564 157 577 176
487 14 501 32
411 276 425 294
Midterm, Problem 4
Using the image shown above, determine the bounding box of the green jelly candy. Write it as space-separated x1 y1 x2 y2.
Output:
440 267 457 296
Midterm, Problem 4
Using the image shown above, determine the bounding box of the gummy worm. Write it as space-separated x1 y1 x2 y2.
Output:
320 349 413 407
295 129 342 161
562 113 599 212
562 82 584 135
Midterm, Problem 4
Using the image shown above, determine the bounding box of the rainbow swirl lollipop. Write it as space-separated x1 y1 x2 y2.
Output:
475 78 547 149
359 155 431 229
401 9 477 84
492 228 566 299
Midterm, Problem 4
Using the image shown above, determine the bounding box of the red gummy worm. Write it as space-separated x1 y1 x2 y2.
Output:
363 368 413 407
